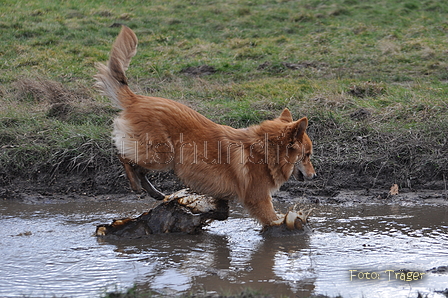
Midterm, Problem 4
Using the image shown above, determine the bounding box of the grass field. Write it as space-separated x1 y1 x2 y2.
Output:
1 0 447 192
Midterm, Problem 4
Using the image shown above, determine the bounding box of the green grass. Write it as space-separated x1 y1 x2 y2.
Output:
1 0 447 189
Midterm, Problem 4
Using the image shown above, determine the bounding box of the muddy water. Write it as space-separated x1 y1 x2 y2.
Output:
1 198 447 298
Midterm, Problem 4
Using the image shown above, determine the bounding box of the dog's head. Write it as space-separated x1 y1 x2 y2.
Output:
278 109 317 181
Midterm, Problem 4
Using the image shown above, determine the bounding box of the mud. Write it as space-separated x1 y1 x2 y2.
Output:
2 164 447 205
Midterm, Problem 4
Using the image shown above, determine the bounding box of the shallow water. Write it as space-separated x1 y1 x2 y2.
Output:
0 199 447 298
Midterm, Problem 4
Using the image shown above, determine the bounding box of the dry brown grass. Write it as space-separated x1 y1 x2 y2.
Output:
13 78 91 104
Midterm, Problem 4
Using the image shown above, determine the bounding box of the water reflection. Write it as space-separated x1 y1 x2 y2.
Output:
100 218 315 297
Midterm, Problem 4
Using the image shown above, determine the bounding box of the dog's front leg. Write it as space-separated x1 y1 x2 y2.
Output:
243 194 279 227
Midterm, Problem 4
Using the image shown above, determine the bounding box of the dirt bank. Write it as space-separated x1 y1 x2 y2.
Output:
1 159 446 205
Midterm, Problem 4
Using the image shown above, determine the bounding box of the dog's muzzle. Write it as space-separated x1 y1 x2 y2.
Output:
292 165 317 181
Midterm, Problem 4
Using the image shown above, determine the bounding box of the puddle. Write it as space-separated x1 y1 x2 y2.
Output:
0 199 447 298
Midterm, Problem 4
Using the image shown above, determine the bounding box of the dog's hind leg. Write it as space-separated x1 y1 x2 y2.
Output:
118 156 166 200
119 155 143 192
134 166 166 200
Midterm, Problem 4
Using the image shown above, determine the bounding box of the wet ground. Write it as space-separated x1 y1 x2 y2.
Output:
1 191 448 298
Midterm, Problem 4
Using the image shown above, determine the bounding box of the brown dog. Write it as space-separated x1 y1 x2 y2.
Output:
95 26 316 226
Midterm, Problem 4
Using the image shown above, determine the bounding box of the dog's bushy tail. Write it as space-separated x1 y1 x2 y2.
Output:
94 25 138 109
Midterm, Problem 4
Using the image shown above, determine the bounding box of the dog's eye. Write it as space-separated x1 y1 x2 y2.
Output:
289 143 299 150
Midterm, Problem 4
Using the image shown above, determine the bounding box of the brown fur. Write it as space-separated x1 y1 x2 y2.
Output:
95 26 316 226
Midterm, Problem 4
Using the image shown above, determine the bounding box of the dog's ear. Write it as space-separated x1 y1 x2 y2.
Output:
278 108 293 122
288 117 308 140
